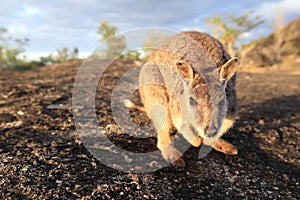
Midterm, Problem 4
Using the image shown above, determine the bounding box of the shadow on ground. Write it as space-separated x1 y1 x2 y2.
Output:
233 94 300 178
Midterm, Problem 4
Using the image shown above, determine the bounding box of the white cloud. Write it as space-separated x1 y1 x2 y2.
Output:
0 0 299 60
20 51 50 61
239 32 252 40
257 0 300 22
18 4 41 16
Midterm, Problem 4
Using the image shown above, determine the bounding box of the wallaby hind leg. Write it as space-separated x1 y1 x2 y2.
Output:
149 105 185 167
213 138 238 155
124 99 145 112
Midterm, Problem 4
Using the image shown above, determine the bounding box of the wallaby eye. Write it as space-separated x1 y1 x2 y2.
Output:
176 61 183 66
189 97 198 107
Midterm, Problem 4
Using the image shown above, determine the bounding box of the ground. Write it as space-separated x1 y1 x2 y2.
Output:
0 59 299 199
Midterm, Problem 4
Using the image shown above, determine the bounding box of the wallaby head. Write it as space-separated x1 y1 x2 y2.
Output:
175 56 238 139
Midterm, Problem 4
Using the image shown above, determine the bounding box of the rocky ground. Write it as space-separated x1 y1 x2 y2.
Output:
0 59 299 199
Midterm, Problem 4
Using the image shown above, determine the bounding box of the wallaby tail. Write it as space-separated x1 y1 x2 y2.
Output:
124 99 145 112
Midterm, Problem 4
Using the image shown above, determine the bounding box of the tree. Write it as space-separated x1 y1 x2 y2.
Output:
40 47 79 65
122 50 141 61
142 30 168 58
70 47 79 60
56 47 69 63
206 11 264 56
97 21 126 59
0 26 29 70
97 21 117 41
273 10 285 63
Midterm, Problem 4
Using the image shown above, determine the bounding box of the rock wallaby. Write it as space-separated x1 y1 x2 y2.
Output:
125 31 239 167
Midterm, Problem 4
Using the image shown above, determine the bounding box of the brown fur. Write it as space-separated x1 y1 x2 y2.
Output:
125 31 239 166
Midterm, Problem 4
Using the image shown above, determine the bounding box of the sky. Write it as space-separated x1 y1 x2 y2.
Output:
1 0 300 60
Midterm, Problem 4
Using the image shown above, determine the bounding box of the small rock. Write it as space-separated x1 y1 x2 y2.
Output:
258 119 265 125
266 130 280 142
74 138 82 145
17 110 24 116
254 127 260 132
91 161 97 167
123 154 133 163
149 161 161 168
55 180 62 186
51 141 58 147
273 186 279 190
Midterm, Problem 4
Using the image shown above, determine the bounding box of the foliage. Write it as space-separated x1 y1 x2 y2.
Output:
239 16 300 68
97 21 117 41
39 47 79 65
206 11 264 56
121 50 142 61
0 27 30 70
97 21 126 59
142 30 168 58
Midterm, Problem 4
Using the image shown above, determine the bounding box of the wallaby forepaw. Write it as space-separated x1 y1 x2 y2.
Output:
213 139 238 155
191 136 203 147
160 145 186 167
172 157 186 167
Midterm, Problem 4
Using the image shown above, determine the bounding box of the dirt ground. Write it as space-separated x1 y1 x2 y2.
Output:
0 59 299 199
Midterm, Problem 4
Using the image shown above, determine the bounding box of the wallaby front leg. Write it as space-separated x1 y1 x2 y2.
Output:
150 105 185 167
219 118 235 137
179 124 203 147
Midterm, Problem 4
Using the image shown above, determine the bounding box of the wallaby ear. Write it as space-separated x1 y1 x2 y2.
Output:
176 60 194 84
219 57 238 84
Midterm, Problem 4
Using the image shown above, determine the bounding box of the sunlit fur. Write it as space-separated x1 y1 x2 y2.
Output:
125 31 239 166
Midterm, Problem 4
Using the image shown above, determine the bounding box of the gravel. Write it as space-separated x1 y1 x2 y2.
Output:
0 59 299 199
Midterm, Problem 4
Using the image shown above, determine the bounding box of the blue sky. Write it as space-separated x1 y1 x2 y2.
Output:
1 0 299 60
